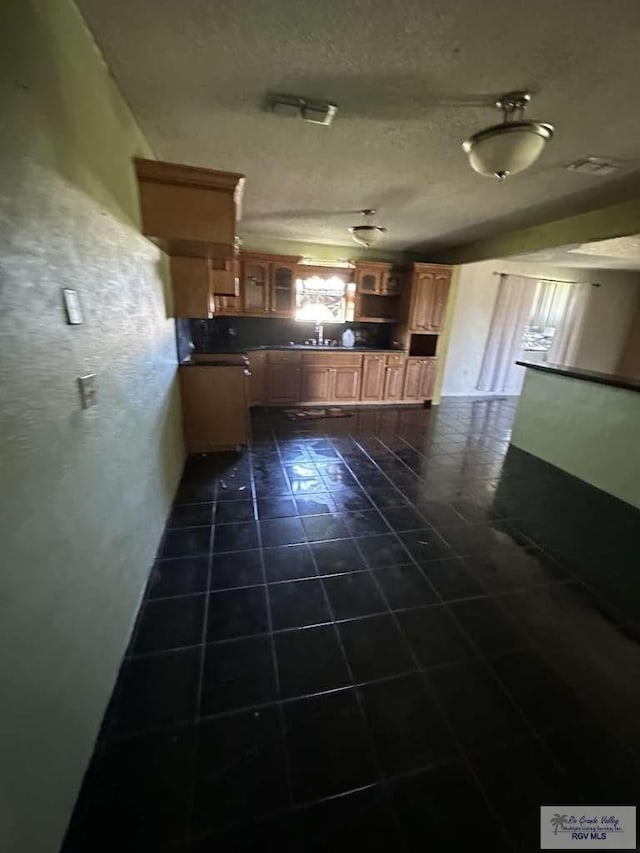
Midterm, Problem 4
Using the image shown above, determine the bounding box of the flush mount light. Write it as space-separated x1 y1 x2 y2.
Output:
269 93 337 126
462 91 554 180
348 209 387 247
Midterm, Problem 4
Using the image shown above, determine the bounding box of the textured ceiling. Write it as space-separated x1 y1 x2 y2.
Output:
77 0 640 253
509 234 640 270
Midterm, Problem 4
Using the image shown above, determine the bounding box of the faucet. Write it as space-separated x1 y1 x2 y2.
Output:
314 322 324 346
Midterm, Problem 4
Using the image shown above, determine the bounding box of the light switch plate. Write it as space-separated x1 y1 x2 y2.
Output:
78 374 97 409
63 288 84 324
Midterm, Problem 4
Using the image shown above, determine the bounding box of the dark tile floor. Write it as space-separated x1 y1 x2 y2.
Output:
63 399 640 852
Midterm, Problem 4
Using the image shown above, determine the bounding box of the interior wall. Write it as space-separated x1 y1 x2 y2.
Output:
442 259 640 396
440 260 501 396
512 370 640 509
618 302 640 377
0 2 184 852
572 271 640 372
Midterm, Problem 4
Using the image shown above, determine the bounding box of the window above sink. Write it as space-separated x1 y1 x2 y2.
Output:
295 266 355 323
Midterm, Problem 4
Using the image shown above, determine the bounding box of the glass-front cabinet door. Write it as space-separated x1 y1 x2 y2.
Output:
356 266 381 294
271 264 296 315
242 260 269 314
382 270 402 295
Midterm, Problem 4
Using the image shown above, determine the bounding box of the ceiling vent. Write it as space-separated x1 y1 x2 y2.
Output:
566 157 623 176
269 94 337 126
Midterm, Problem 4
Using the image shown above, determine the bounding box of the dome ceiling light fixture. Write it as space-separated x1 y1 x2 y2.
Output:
348 209 387 247
462 91 554 181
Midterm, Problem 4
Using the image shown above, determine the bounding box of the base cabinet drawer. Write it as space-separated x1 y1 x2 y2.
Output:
266 350 303 365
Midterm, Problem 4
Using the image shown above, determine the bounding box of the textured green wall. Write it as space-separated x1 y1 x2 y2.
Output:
511 370 640 508
240 233 414 264
0 1 184 851
431 199 640 264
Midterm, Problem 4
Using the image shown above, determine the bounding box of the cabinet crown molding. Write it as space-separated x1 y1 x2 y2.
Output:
135 157 245 195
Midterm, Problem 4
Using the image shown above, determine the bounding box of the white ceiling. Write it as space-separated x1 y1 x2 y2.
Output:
78 0 640 253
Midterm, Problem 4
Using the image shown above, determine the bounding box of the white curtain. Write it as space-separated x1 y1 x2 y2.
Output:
476 274 537 394
547 282 591 366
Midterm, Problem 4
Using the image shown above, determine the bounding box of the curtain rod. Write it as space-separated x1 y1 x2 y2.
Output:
492 272 600 286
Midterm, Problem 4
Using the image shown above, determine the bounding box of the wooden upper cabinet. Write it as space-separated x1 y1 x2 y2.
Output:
242 258 270 314
408 265 452 333
241 254 300 317
209 258 239 296
170 256 215 318
170 256 239 318
270 263 297 315
361 354 385 401
135 158 245 259
429 273 451 332
214 294 241 315
355 265 384 294
381 269 403 296
354 262 404 296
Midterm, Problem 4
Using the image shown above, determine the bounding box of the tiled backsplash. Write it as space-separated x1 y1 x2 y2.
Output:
176 317 394 359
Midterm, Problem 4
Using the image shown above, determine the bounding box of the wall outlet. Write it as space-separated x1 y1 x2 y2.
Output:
78 374 97 409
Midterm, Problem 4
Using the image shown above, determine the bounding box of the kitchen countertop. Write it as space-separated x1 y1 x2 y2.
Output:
180 358 249 367
188 345 407 356
516 360 640 393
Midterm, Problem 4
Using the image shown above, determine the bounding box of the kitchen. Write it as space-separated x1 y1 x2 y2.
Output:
136 157 453 451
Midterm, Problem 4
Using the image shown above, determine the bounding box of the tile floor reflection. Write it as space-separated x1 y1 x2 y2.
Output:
63 398 640 852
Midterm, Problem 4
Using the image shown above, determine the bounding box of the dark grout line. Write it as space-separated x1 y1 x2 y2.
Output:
260 427 296 812
92 402 636 850
182 512 215 840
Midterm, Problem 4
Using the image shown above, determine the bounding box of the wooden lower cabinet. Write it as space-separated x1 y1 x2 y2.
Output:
361 354 385 401
301 366 333 402
420 358 437 399
333 366 361 402
403 357 437 401
248 351 266 405
255 350 432 406
300 364 361 403
384 365 405 401
179 365 250 451
266 362 302 404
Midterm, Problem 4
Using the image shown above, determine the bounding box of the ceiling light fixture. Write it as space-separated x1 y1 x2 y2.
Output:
348 209 387 247
462 91 554 180
269 93 337 126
